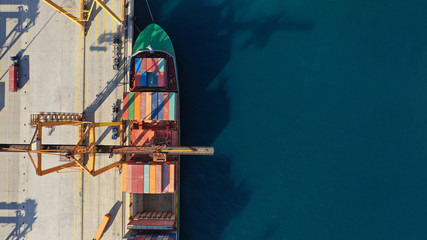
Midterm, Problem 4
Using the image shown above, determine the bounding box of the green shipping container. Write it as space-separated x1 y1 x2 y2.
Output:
144 165 150 193
128 92 135 120
169 92 176 121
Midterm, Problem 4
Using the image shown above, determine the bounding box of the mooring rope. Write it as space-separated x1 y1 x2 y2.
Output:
146 0 155 23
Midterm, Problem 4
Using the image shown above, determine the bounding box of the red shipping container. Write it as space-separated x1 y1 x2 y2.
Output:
9 66 18 92
171 131 178 147
131 130 142 146
158 72 166 87
123 92 129 120
163 93 169 120
155 165 162 193
131 164 138 193
126 163 132 193
137 164 144 193
132 129 155 146
135 72 141 87
141 58 148 72
128 219 175 226
146 58 158 72
162 164 170 193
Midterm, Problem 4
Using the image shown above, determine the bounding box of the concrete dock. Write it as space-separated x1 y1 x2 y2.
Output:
0 0 133 239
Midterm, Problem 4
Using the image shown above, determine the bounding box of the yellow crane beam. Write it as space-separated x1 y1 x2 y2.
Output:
94 0 123 24
42 0 85 27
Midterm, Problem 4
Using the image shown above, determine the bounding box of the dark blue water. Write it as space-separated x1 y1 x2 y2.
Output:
135 1 427 239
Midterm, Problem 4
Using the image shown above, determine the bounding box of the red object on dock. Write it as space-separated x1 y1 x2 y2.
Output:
9 66 18 92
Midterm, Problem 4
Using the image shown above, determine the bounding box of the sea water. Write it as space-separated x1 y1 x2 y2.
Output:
135 0 427 239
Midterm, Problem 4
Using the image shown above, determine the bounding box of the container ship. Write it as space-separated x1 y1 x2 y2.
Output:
122 24 180 240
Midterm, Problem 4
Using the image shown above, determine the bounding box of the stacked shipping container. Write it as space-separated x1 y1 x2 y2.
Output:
123 92 177 121
123 229 177 240
131 129 178 147
122 162 176 194
126 52 179 237
134 58 166 88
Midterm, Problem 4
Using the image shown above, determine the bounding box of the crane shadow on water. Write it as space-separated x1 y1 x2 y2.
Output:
133 0 314 238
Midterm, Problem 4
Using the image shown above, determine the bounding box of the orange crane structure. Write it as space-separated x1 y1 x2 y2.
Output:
0 113 214 177
41 0 125 33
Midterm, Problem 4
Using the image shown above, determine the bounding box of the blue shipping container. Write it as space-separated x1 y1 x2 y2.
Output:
157 92 164 120
148 72 158 87
151 92 158 120
144 165 150 193
135 58 142 72
141 72 148 87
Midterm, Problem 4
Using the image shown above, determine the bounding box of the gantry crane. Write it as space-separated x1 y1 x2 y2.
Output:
0 112 214 177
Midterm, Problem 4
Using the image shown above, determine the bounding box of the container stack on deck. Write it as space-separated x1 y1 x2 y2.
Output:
122 53 178 239
122 162 175 194
123 229 176 240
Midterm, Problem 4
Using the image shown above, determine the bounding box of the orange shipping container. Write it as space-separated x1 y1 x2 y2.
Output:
134 92 141 121
126 163 132 193
146 58 158 72
149 164 156 193
140 92 146 121
169 163 175 192
145 92 152 120
122 163 127 192
155 165 162 193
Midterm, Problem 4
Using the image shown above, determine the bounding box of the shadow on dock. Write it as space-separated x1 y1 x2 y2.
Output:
0 199 37 240
0 0 40 60
104 200 122 233
84 61 126 145
0 82 4 111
